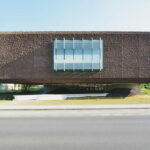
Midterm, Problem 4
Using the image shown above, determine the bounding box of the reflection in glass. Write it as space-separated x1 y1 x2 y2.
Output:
74 41 83 70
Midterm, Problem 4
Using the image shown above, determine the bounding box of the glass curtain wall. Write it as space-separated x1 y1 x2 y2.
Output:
53 38 104 72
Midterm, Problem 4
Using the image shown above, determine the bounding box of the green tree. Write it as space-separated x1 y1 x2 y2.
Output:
21 84 32 92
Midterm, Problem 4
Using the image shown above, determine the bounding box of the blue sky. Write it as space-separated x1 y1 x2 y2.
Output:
0 0 150 31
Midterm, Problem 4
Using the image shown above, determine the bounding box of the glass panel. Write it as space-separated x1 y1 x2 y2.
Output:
93 50 100 70
74 40 83 70
101 40 104 70
57 40 64 50
93 40 99 49
54 48 57 71
57 63 64 70
57 48 64 71
93 40 100 70
93 63 100 70
65 41 73 70
84 40 92 70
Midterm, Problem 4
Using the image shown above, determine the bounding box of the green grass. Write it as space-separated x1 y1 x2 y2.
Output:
141 88 150 95
0 94 150 105
0 100 8 104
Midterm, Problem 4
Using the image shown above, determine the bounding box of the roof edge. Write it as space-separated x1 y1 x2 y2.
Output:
0 31 149 35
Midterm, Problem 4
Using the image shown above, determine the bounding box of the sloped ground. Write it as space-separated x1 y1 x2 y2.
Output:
107 88 141 98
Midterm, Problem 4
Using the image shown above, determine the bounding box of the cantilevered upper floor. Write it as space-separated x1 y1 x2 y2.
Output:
0 31 149 84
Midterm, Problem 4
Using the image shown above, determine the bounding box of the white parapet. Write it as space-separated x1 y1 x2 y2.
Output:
14 95 38 101
37 94 67 100
13 93 108 101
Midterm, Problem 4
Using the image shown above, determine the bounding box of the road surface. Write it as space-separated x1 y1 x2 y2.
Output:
0 110 150 150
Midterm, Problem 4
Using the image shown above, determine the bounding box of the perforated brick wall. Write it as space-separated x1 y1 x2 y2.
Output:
0 32 149 84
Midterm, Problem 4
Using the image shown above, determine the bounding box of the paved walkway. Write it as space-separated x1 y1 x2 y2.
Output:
0 104 150 110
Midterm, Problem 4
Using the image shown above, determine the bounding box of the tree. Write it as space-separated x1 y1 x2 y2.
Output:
21 84 32 92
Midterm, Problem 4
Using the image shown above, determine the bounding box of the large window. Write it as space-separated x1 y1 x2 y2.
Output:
53 38 104 72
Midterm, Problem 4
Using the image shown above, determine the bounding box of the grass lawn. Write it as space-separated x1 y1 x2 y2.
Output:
0 100 7 104
141 88 150 95
0 94 150 105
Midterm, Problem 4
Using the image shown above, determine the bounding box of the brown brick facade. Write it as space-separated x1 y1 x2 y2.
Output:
0 32 149 84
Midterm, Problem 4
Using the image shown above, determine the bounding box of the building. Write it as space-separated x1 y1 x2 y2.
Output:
0 32 149 92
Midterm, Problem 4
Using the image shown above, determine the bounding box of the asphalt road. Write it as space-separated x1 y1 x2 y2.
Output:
0 111 150 150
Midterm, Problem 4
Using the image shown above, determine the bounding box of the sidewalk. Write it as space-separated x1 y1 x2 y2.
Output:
1 104 150 110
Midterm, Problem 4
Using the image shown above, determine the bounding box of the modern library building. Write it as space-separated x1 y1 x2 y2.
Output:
0 31 149 91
